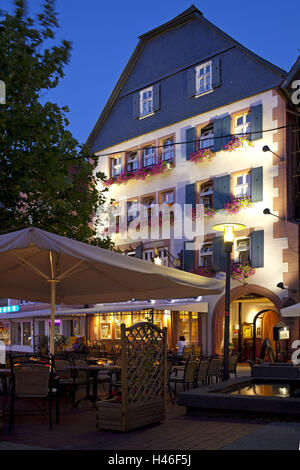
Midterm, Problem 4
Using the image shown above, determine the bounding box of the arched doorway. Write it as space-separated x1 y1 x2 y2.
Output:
211 284 282 356
252 309 279 360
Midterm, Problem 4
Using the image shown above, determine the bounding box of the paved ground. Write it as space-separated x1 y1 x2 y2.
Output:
0 364 299 450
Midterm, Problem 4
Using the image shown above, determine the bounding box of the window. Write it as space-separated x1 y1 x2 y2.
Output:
234 172 251 198
199 243 213 267
140 87 153 117
11 322 21 345
143 196 155 221
161 138 174 162
22 322 32 346
143 146 155 167
111 156 122 177
112 203 121 233
199 181 213 208
195 61 212 96
127 199 138 225
235 238 250 264
235 113 251 137
127 151 138 173
161 190 174 205
143 248 169 266
199 125 214 149
38 320 45 336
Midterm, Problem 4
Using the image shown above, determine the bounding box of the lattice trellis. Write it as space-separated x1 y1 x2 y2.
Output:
121 322 167 405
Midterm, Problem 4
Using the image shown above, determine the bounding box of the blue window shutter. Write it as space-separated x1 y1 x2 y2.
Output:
187 67 196 98
135 242 143 259
251 104 263 141
221 116 231 148
183 241 195 272
251 167 263 202
251 230 264 267
133 93 140 119
185 183 196 210
211 57 221 88
186 127 196 160
153 84 160 112
212 237 226 272
213 175 231 210
213 118 222 152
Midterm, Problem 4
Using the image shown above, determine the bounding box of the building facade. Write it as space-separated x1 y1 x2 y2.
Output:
86 6 299 358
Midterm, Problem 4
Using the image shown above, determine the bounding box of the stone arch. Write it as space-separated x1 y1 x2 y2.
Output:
211 284 283 355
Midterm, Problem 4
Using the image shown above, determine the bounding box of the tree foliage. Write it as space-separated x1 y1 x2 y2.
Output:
0 0 112 248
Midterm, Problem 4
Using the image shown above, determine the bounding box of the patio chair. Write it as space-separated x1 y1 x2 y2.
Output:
193 345 203 358
54 358 74 406
182 346 193 360
207 357 223 384
194 359 209 388
9 358 59 431
228 352 240 378
168 357 198 401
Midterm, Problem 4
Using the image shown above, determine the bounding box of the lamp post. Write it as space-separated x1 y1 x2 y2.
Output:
213 223 246 381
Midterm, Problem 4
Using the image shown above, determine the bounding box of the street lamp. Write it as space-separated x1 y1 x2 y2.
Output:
212 223 246 381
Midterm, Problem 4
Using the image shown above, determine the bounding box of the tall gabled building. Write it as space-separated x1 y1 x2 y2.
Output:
89 6 298 356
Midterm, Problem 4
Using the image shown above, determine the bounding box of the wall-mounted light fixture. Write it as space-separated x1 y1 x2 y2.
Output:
262 145 285 161
263 208 285 221
277 282 297 293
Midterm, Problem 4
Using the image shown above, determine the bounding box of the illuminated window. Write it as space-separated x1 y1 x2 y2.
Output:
143 146 155 167
111 156 122 177
235 113 251 137
235 238 250 264
161 138 174 162
199 181 213 208
161 190 174 205
143 248 169 266
140 87 153 117
199 125 214 149
199 243 213 267
127 151 138 173
127 199 138 225
195 61 212 95
234 172 251 198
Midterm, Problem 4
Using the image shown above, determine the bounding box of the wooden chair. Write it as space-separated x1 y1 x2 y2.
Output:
194 359 209 387
168 357 198 401
9 357 58 431
228 352 240 378
207 357 223 384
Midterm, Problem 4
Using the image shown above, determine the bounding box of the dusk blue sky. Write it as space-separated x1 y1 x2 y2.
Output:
2 0 300 146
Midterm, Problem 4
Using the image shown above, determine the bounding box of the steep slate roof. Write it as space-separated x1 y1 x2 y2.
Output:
86 5 286 152
280 55 300 101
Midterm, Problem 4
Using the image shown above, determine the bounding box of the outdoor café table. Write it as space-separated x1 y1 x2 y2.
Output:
65 365 120 407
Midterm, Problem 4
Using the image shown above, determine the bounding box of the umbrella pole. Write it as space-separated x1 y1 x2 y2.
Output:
49 280 56 355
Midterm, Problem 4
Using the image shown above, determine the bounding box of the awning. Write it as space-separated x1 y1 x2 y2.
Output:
281 303 300 318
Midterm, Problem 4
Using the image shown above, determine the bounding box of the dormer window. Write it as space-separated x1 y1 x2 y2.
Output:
140 87 153 117
195 61 212 96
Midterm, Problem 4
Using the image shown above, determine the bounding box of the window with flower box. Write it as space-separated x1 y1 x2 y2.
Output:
199 242 213 267
235 112 251 137
235 237 250 264
111 155 122 177
199 124 214 150
234 172 251 198
143 145 155 168
126 151 138 173
161 137 174 162
199 180 213 208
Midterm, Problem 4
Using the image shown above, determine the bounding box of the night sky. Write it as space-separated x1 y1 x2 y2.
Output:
2 0 300 145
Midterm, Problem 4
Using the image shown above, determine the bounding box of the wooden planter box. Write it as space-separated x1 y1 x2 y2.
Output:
96 398 164 432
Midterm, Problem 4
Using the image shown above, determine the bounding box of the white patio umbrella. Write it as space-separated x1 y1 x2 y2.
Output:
281 303 300 318
0 227 224 353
